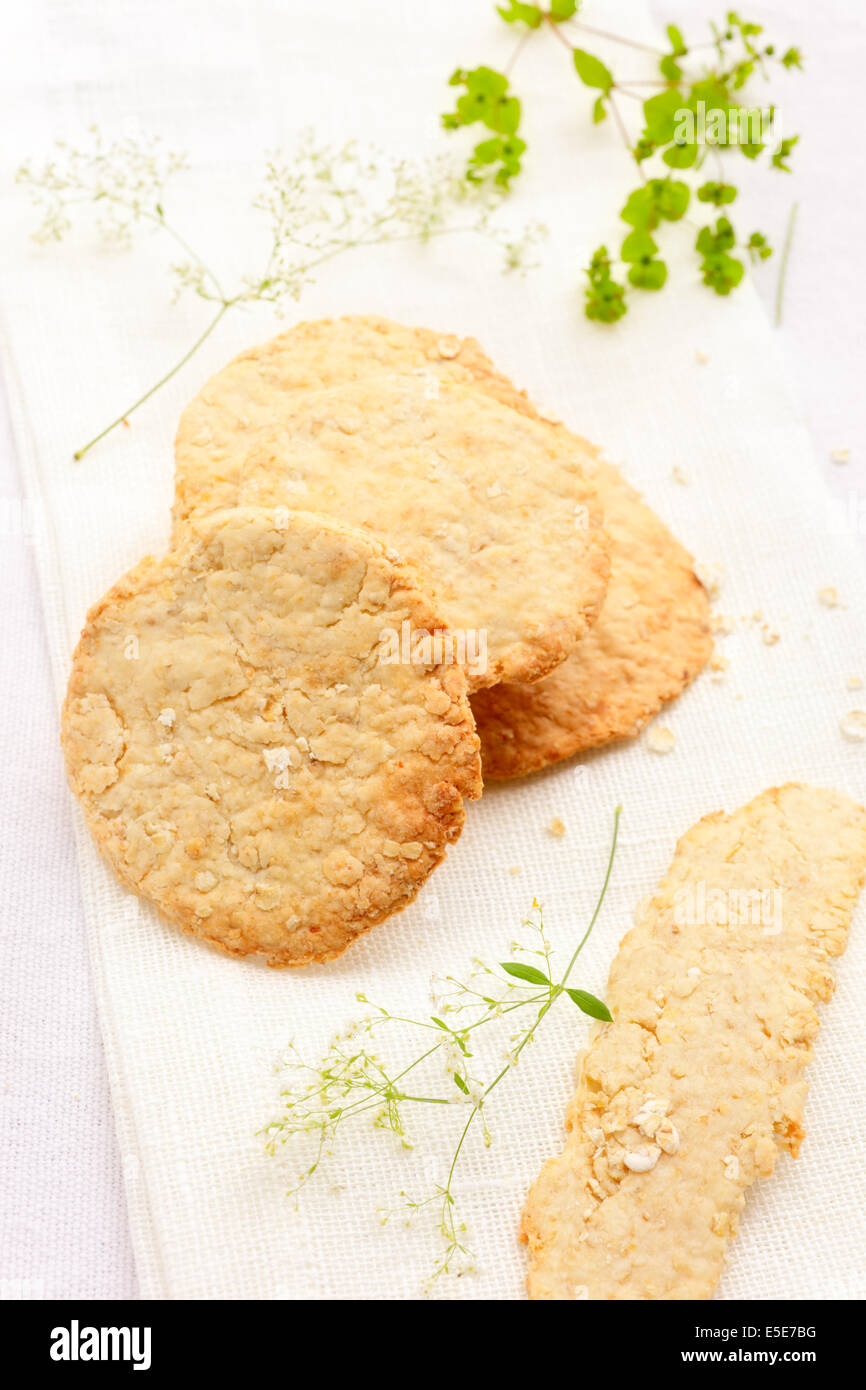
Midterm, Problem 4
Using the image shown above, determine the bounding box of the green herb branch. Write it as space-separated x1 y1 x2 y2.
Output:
442 5 802 322
16 128 545 460
262 805 621 1285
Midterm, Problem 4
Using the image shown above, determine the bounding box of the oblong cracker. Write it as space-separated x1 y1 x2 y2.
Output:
522 784 866 1300
176 365 610 689
62 506 482 967
471 458 713 777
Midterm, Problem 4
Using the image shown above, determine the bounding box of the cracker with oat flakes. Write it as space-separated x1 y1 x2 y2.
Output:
471 458 712 777
62 506 481 967
173 316 534 533
176 361 610 690
522 784 866 1299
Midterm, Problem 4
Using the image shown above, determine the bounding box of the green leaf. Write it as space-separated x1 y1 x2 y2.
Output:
696 216 736 254
747 230 772 261
573 49 614 94
592 95 607 124
642 88 685 145
620 228 657 262
663 139 698 168
772 134 798 172
621 186 656 230
500 962 550 986
697 180 737 205
666 23 686 56
621 178 689 231
453 1073 470 1094
467 133 526 187
550 0 577 17
700 251 744 294
628 259 667 290
430 1017 449 1030
584 246 628 324
565 989 613 1021
696 219 744 294
654 177 690 220
443 67 527 189
659 54 682 82
732 59 755 89
781 46 803 70
466 66 509 98
497 1 543 26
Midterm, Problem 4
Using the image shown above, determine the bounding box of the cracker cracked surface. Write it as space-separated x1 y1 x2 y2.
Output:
522 784 866 1299
174 318 610 689
62 507 482 967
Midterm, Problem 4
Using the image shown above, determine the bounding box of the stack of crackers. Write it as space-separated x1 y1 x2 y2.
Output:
62 315 712 966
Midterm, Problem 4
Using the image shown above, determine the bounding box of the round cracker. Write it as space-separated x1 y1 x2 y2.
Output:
174 315 534 528
471 458 713 778
176 364 610 689
62 507 482 966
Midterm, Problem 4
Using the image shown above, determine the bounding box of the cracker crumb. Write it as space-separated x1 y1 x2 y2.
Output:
436 336 461 360
711 613 735 636
508 865 522 876
840 710 866 742
710 651 729 680
695 349 710 365
646 725 675 754
818 586 841 608
695 563 723 600
671 466 689 485
761 625 780 646
847 676 863 691
830 447 850 464
624 1146 661 1173
547 816 566 838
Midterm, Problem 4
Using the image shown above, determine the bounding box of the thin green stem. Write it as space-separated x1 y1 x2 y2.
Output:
774 199 798 327
559 804 621 988
437 804 621 1234
72 299 233 460
571 19 663 57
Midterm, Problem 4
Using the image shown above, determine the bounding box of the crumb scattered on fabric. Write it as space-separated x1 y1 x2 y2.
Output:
710 652 729 681
646 725 676 754
848 676 863 691
840 710 866 742
671 466 689 486
695 563 724 600
818 586 841 608
761 625 781 646
831 447 850 465
695 350 710 365
508 865 522 876
546 817 566 838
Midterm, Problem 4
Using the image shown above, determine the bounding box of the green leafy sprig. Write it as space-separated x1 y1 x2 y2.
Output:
442 6 802 323
16 128 545 459
262 806 621 1285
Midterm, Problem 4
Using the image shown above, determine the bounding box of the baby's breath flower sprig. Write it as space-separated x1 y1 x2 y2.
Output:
442 6 802 323
262 805 621 1285
16 127 545 461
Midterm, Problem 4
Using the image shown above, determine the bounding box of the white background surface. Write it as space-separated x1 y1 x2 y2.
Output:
0 0 864 1300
